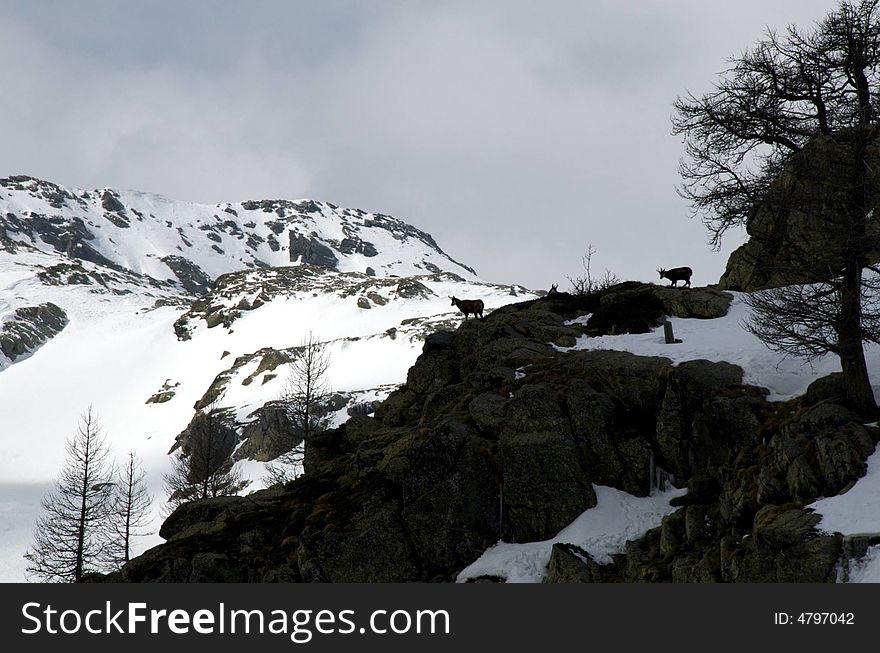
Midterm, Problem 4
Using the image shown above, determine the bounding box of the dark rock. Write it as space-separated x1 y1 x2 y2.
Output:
339 236 378 257
564 380 648 494
236 404 300 461
656 360 747 479
719 132 880 291
384 417 501 575
161 255 213 295
652 286 733 319
0 303 68 364
104 212 130 228
347 401 379 417
289 232 338 268
146 390 175 404
500 429 596 542
569 350 670 431
101 189 126 214
395 279 435 299
586 287 666 335
468 392 508 433
546 543 606 582
659 509 685 556
804 373 846 406
160 495 244 540
308 492 422 582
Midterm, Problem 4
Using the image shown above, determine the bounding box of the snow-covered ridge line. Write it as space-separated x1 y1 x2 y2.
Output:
0 175 478 293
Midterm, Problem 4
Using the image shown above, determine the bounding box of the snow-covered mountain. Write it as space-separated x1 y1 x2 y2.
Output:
0 175 536 582
0 175 477 293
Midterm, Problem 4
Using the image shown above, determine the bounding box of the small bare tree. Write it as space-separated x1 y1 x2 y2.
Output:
25 407 115 582
566 244 620 296
164 404 247 511
109 452 153 567
264 333 332 485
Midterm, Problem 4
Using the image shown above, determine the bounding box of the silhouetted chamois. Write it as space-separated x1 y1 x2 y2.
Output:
658 267 692 288
547 284 559 295
450 296 484 320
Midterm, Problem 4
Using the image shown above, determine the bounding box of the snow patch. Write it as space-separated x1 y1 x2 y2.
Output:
456 485 685 583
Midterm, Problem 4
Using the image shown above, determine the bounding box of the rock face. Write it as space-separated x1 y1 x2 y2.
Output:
160 256 213 295
0 302 68 368
288 232 338 268
107 288 878 583
719 132 880 291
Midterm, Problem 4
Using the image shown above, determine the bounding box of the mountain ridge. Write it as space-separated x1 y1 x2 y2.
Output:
0 174 477 295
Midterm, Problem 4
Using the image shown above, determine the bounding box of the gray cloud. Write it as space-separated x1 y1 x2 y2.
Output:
0 1 834 288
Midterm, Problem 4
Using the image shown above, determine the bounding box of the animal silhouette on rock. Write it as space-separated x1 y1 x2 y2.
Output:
658 267 692 288
450 296 484 320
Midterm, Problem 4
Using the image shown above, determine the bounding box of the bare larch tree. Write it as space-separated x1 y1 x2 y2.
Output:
264 332 331 485
163 404 246 511
673 0 880 416
109 451 153 567
24 407 115 582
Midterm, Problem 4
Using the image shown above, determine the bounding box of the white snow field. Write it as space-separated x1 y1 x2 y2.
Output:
0 250 531 582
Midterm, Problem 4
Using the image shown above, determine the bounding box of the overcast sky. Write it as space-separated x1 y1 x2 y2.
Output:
0 1 836 289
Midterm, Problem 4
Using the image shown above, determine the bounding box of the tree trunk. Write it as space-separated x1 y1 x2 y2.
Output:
76 432 90 583
838 263 878 417
836 102 878 418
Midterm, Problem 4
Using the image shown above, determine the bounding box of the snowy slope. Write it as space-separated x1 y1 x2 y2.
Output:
0 261 534 580
0 180 535 581
558 293 880 402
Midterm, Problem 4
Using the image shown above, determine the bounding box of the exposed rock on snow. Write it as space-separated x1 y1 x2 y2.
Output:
0 302 68 368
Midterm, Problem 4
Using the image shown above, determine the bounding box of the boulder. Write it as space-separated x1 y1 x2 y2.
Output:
804 373 846 406
719 132 880 291
236 403 300 461
652 286 733 319
500 430 596 542
546 543 606 582
586 287 666 335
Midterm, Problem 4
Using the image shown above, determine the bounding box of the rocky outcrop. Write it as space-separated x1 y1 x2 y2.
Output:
171 264 480 341
719 132 880 291
550 282 733 338
107 288 878 583
0 302 68 367
0 210 120 270
289 232 338 268
234 403 300 462
161 255 213 295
